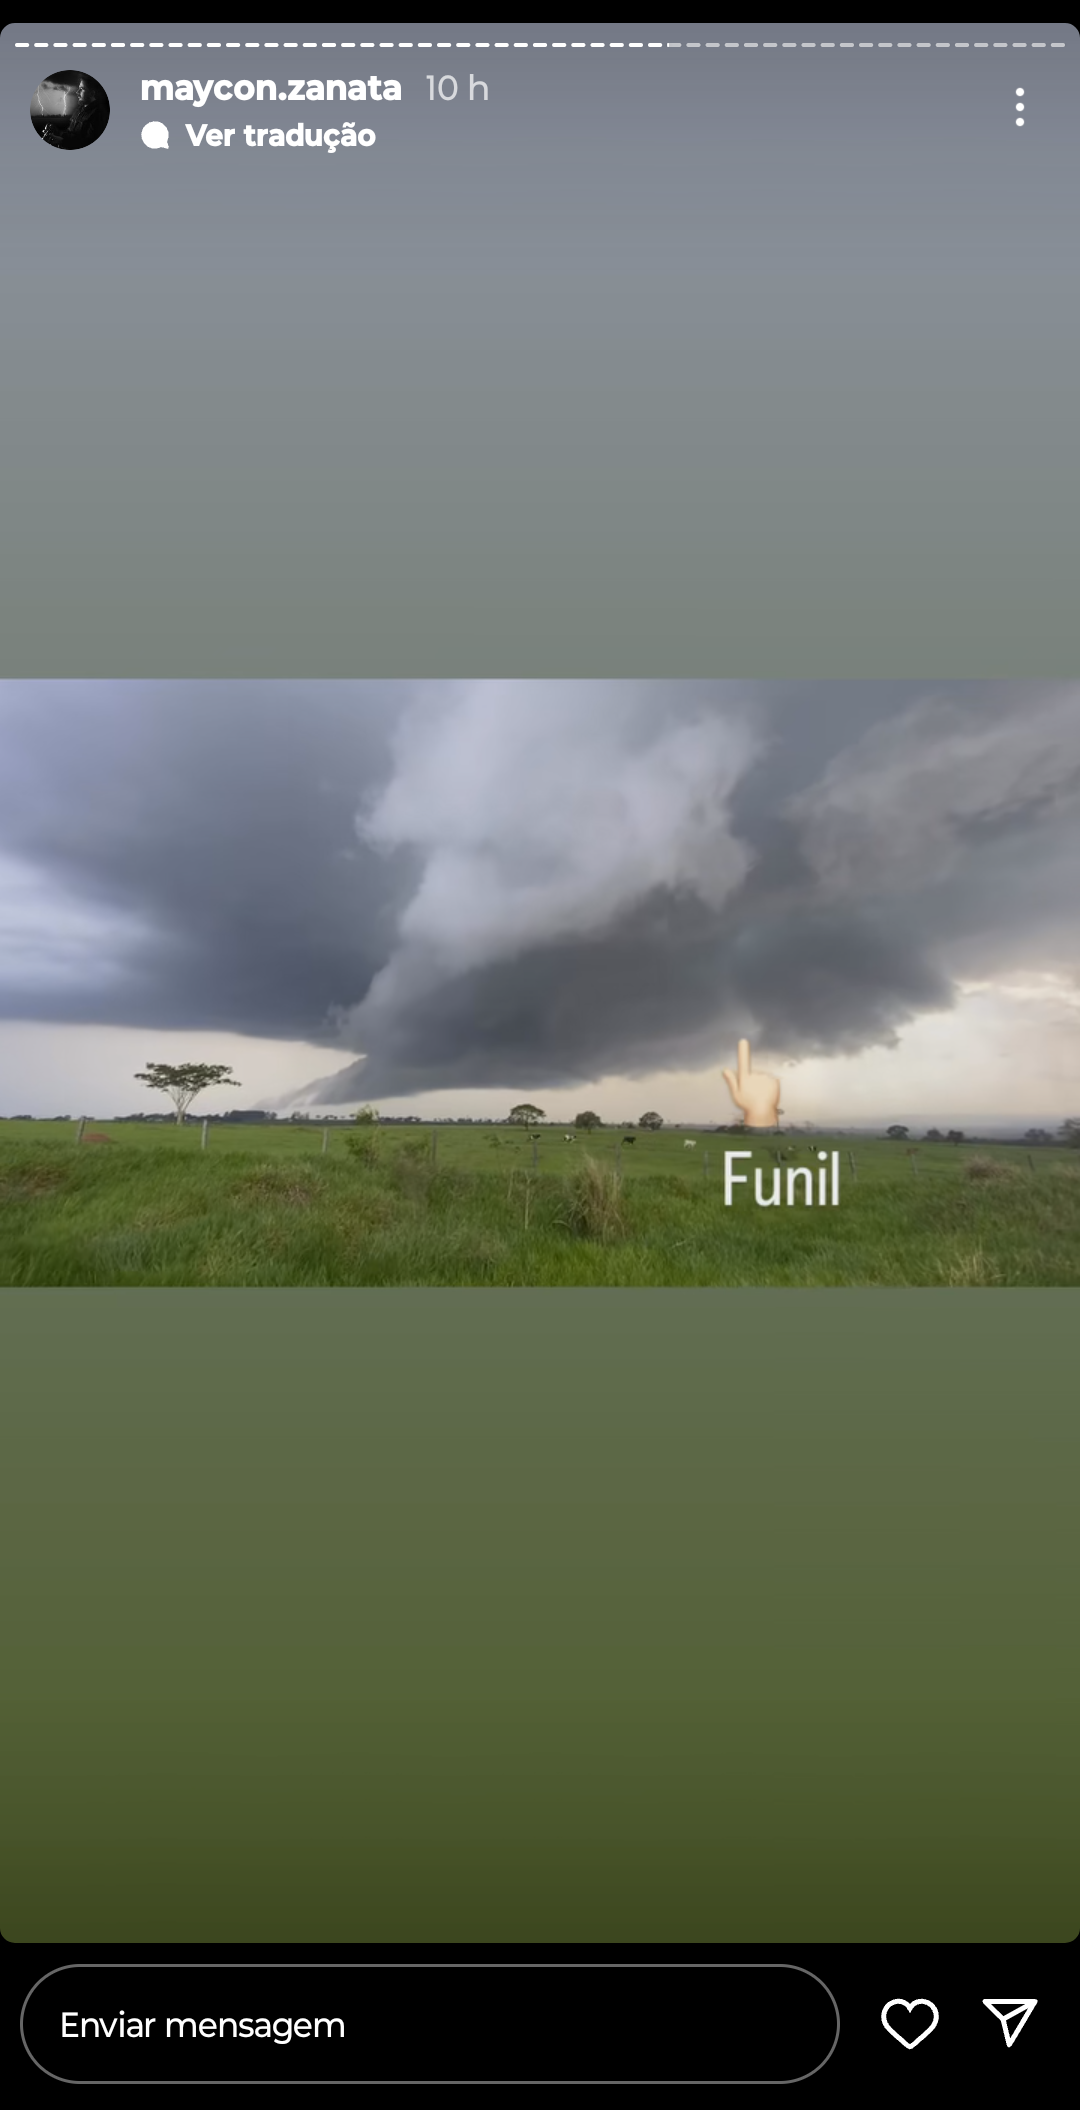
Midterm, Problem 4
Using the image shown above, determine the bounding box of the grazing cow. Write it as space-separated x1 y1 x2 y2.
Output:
622 1136 636 1146
564 1134 575 1142
683 1139 697 1150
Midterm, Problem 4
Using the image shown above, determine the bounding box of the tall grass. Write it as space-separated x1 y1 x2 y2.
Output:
560 1155 626 1242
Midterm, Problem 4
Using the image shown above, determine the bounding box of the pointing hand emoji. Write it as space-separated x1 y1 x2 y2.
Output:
722 1039 781 1131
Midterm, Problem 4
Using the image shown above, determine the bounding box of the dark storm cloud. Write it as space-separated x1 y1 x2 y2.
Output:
0 682 410 1041
1 681 1077 1101
311 893 953 1104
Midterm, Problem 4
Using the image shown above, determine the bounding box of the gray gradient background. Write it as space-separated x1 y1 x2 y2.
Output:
2 21 1078 674
2 27 1079 1951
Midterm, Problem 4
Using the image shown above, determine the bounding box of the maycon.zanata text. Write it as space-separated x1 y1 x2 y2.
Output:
142 77 401 104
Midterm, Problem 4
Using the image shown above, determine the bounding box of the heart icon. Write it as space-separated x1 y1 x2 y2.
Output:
881 1999 939 2049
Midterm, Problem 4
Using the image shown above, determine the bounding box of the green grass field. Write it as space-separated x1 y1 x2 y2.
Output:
2 1119 1077 1284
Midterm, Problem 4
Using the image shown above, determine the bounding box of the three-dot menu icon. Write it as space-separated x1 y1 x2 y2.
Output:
1015 87 1025 127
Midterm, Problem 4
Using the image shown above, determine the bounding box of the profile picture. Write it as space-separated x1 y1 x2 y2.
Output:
31 72 110 151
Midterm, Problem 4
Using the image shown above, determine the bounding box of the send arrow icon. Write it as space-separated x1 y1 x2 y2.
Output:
982 1999 1037 2047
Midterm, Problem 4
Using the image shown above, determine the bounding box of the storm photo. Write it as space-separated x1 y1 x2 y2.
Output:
0 679 1078 1128
30 71 111 150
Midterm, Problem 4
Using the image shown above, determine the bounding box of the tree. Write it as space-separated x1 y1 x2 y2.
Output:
886 1125 909 1141
638 1111 664 1130
1024 1128 1053 1145
1059 1119 1080 1148
134 1062 240 1124
946 1129 965 1146
354 1105 379 1125
509 1103 546 1125
575 1110 602 1131
924 1128 943 1142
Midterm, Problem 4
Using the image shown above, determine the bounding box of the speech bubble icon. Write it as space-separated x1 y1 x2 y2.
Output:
141 121 169 149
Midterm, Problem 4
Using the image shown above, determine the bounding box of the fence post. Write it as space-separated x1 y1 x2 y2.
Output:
703 1149 710 1178
201 1118 209 1150
1028 1155 1035 1174
76 1118 86 1144
532 1132 538 1171
431 1126 437 1164
322 1126 329 1155
848 1150 857 1182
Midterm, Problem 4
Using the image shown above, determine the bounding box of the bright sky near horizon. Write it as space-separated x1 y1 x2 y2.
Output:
1 970 1076 1130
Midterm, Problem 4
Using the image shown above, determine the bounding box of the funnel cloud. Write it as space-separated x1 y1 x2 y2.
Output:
0 681 1077 1111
